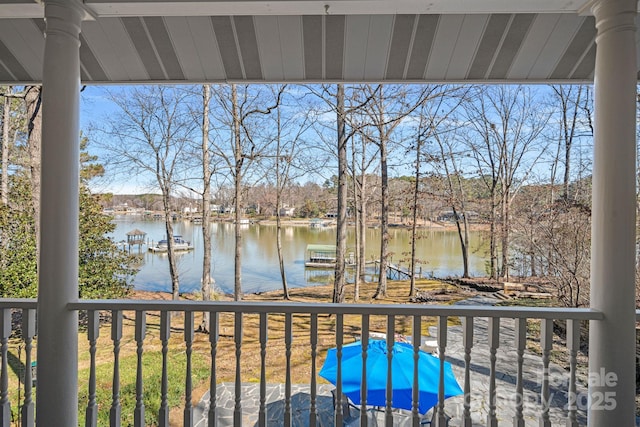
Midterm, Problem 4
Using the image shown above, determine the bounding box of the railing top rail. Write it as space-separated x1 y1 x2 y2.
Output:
0 299 38 309
69 299 604 321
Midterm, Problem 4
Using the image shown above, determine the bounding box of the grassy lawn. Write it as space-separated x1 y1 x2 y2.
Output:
6 278 468 426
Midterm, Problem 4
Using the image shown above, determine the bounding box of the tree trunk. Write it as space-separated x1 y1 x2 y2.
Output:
373 108 389 299
455 179 470 279
351 135 365 302
438 133 470 279
358 139 368 293
25 86 42 263
351 137 360 301
275 103 290 300
162 189 180 300
563 128 572 200
232 84 243 301
275 192 289 300
333 84 347 304
501 187 510 279
200 84 212 332
558 86 582 201
530 250 537 277
489 190 497 280
452 207 470 278
409 137 421 297
1 88 10 205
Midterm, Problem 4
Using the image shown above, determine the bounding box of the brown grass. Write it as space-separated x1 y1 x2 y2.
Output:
9 279 469 425
122 279 468 423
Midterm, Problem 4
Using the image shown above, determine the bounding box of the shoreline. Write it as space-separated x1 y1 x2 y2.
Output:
129 274 551 303
109 211 488 232
128 276 484 305
254 218 489 232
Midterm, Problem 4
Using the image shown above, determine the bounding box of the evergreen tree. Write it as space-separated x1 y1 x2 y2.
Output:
0 175 37 297
78 184 136 298
78 138 137 298
0 138 137 298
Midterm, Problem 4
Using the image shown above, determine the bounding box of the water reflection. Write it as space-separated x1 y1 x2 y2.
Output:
111 217 488 295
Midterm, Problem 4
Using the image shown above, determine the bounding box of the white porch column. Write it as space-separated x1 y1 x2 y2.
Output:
36 0 83 425
588 0 637 425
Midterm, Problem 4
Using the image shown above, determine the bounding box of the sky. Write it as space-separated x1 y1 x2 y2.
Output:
78 84 595 196
79 84 347 195
81 86 194 194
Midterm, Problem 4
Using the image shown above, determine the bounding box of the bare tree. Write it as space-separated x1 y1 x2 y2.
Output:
96 86 196 300
358 85 434 299
210 84 284 301
231 85 243 301
1 87 10 205
305 85 349 302
274 102 291 300
200 84 213 331
332 84 349 303
308 84 376 302
524 197 591 307
406 86 462 293
433 129 473 279
0 86 27 206
408 128 425 295
549 85 593 201
350 127 379 301
464 85 549 279
268 85 312 300
24 87 42 261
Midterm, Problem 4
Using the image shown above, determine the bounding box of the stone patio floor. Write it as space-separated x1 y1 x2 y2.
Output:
193 295 590 426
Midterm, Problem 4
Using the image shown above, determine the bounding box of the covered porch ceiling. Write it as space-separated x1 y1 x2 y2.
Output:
1 0 639 84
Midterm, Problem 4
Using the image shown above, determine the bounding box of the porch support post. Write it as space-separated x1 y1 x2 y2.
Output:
588 0 637 425
36 0 83 425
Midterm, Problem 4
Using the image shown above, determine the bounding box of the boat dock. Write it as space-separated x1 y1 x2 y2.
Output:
304 244 356 268
304 244 337 268
374 260 422 280
148 235 194 253
148 244 194 253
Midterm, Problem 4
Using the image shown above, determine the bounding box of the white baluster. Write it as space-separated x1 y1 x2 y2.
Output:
259 313 268 427
284 313 293 427
411 315 421 427
513 318 526 427
21 309 35 427
159 311 171 427
385 315 394 427
134 311 146 427
184 311 194 427
85 311 99 427
110 310 123 427
234 313 243 426
309 314 318 427
462 317 473 427
540 319 553 427
335 313 344 427
486 317 499 427
436 316 447 427
208 312 219 427
566 320 580 427
0 309 10 427
360 314 369 427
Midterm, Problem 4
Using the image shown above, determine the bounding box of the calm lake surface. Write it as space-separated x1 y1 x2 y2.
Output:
112 216 488 295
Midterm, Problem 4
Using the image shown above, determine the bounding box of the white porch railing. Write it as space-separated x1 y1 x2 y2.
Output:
0 300 612 426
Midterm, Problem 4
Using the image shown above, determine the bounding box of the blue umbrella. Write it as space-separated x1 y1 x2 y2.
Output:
319 339 463 414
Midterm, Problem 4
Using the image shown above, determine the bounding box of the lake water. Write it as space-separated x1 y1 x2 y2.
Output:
112 216 489 295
